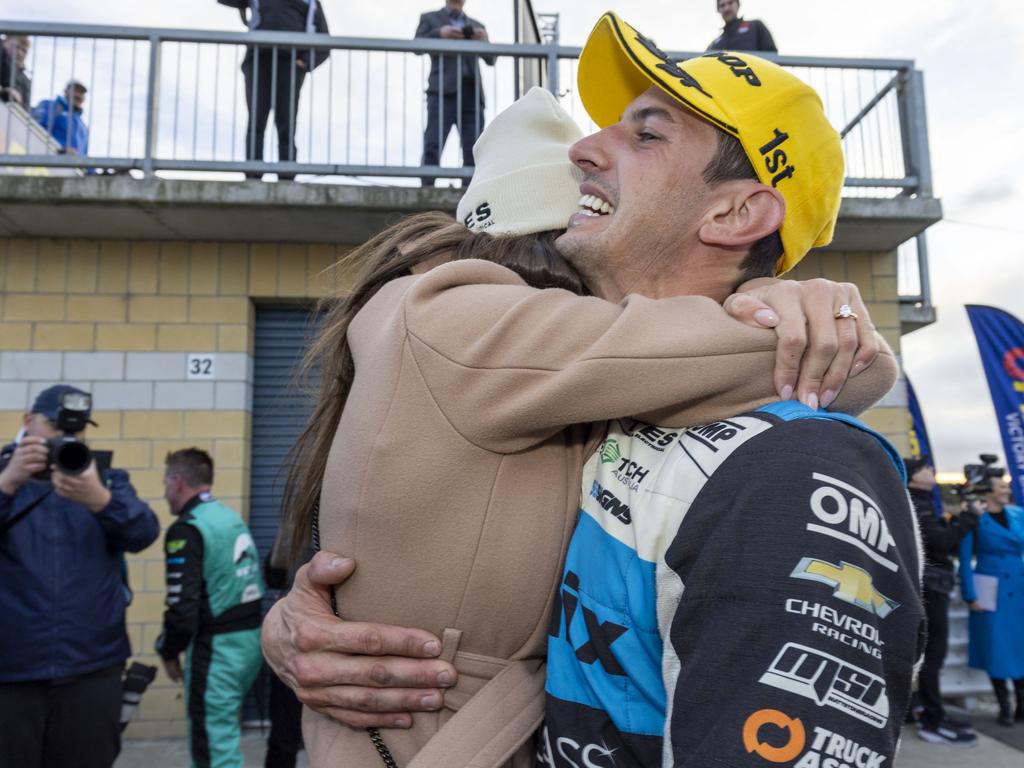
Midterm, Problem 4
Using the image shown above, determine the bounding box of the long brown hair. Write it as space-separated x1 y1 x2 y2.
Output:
280 211 586 562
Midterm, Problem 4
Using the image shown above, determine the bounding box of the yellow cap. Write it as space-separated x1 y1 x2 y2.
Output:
578 12 844 274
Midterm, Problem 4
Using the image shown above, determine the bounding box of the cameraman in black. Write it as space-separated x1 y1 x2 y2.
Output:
415 0 494 184
905 455 979 747
0 385 159 768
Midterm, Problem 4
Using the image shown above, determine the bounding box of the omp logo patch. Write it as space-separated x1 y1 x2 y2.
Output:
686 419 747 452
806 474 897 572
743 709 806 763
790 558 899 618
759 642 889 729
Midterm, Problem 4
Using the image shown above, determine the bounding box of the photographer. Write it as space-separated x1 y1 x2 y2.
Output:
905 455 979 746
0 385 159 768
415 0 495 184
958 464 1024 726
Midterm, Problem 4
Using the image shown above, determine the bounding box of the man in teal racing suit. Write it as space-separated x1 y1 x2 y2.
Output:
156 448 264 768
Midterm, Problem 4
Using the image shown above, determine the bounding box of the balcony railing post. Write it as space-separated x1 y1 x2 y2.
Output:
896 68 933 198
143 34 162 177
546 49 559 96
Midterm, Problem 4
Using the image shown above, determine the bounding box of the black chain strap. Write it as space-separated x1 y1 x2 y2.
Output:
368 727 400 768
312 498 400 767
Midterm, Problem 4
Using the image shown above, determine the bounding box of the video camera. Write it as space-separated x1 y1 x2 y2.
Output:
954 453 1004 501
36 390 95 479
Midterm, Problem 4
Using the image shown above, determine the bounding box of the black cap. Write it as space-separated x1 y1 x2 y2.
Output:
903 455 931 477
31 384 98 426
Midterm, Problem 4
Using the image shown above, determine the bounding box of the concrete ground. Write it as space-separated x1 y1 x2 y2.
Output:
115 726 1023 768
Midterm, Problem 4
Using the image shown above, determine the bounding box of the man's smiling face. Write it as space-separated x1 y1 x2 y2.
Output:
556 87 720 300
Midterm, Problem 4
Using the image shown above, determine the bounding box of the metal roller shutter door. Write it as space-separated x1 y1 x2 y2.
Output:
250 306 320 562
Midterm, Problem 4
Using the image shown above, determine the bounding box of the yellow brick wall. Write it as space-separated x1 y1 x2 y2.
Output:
788 249 909 455
1 238 909 735
0 238 349 734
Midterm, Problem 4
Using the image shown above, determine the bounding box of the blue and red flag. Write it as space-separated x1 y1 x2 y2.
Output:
966 304 1024 504
906 376 943 514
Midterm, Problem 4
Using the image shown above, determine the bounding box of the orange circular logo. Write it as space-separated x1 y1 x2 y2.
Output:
742 709 806 763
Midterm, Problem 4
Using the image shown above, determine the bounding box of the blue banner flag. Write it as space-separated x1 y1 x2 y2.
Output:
966 304 1024 504
906 377 943 514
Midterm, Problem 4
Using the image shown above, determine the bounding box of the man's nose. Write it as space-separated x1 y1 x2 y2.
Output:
569 130 610 173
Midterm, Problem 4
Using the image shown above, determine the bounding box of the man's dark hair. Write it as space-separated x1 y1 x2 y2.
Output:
165 448 214 487
702 131 784 283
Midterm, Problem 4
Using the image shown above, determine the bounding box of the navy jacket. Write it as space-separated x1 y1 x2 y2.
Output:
707 17 777 53
415 7 495 99
0 445 160 682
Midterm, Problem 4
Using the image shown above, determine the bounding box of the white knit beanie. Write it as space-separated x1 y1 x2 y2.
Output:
456 87 584 237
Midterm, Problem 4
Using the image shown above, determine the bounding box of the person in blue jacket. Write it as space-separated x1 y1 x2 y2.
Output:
31 79 90 155
0 385 160 767
959 475 1024 726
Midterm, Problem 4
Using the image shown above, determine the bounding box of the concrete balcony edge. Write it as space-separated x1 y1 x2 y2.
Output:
0 176 941 250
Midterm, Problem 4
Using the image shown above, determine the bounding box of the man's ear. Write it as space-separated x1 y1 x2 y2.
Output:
699 181 785 249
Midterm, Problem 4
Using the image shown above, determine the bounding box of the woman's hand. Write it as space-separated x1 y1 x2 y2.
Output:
724 277 877 408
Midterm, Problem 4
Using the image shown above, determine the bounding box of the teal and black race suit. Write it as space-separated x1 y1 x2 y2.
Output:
541 402 924 768
157 493 264 768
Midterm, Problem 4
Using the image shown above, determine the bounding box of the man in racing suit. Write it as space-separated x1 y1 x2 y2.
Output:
542 407 922 766
156 448 264 768
539 15 923 767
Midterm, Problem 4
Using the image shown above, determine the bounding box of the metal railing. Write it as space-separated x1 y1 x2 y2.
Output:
1 20 934 197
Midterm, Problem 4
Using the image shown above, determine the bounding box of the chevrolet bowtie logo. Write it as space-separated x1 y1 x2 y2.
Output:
790 557 899 618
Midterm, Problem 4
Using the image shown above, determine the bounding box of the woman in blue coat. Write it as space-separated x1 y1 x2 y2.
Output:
959 477 1024 725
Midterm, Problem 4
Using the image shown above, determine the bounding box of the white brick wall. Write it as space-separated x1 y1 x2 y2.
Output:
0 352 255 411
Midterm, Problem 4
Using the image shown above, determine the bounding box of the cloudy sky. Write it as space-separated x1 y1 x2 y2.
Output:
5 0 1022 476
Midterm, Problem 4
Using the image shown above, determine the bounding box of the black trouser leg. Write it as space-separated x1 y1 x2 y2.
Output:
918 588 948 728
42 665 123 768
264 672 304 768
992 676 1013 724
0 679 48 767
274 63 306 179
421 92 457 186
1014 677 1024 721
243 51 274 175
457 85 483 169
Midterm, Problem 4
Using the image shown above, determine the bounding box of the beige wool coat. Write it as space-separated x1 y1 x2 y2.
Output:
305 259 897 767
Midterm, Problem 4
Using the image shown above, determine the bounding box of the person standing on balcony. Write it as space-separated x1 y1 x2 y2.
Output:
221 0 330 180
31 79 89 155
707 0 777 53
0 34 32 106
416 0 495 185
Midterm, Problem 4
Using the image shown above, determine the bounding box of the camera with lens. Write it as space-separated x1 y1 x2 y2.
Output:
953 453 1004 502
37 390 94 480
462 24 475 38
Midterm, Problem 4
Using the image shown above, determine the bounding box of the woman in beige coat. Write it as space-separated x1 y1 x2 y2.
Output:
283 90 897 767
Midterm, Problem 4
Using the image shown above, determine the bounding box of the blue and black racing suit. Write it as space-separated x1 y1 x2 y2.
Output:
542 402 924 767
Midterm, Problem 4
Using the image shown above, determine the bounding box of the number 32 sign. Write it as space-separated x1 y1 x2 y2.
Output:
187 354 216 379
